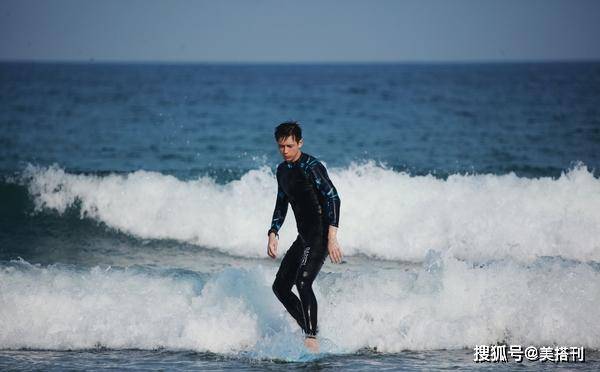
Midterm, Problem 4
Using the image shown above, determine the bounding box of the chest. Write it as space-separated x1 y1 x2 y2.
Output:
279 166 315 199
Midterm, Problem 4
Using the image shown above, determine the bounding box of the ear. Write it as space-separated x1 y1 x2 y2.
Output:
298 139 304 148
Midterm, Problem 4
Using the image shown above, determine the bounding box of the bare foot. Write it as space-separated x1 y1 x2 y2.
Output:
304 337 319 353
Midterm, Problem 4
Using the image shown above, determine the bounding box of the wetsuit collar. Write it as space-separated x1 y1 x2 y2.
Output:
286 151 304 165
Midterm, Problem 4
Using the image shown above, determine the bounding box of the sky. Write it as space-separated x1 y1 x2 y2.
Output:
1 0 599 63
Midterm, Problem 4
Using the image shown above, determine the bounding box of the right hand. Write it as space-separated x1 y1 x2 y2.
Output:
267 233 278 259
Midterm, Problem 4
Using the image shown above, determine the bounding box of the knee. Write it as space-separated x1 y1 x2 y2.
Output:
295 273 312 294
272 278 286 298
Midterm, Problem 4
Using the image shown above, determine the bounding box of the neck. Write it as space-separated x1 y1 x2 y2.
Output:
288 151 302 163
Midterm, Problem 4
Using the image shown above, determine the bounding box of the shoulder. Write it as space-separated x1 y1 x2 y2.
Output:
275 161 285 176
302 154 330 182
276 160 290 171
303 153 326 172
302 153 321 167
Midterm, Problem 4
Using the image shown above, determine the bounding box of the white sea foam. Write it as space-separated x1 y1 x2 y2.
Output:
0 260 265 353
1 256 599 353
318 253 600 352
22 162 600 262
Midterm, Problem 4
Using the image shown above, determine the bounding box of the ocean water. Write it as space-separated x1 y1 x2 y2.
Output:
1 62 599 370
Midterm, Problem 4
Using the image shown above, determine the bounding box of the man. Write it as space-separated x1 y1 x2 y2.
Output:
267 121 343 353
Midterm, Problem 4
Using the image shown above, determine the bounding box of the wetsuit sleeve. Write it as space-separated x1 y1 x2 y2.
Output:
309 162 341 228
269 172 289 235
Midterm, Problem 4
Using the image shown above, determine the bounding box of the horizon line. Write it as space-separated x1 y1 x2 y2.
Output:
2 57 600 66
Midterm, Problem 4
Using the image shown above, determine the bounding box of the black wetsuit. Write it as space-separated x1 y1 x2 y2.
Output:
268 152 340 337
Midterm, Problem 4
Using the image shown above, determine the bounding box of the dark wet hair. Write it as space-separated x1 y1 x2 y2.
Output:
274 121 302 143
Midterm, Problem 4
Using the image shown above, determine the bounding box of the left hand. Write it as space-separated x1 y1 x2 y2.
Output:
328 237 343 264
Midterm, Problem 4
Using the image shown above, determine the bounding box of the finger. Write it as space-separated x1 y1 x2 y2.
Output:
335 249 342 263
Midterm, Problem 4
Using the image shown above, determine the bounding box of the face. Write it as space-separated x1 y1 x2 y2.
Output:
277 136 303 162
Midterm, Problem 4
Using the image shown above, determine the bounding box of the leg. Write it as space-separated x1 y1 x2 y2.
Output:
272 236 308 332
295 233 328 337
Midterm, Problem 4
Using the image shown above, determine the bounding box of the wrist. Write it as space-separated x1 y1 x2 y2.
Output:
268 229 279 239
327 225 338 238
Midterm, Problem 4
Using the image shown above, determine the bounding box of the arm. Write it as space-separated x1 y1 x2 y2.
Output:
309 161 343 263
267 171 288 259
309 161 340 228
268 182 289 237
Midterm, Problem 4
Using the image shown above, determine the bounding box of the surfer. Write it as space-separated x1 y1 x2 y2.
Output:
267 121 343 353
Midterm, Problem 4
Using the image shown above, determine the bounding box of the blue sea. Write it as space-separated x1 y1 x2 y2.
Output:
1 62 599 370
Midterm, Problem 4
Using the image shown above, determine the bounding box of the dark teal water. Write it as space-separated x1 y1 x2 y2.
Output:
2 62 599 178
1 349 598 371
